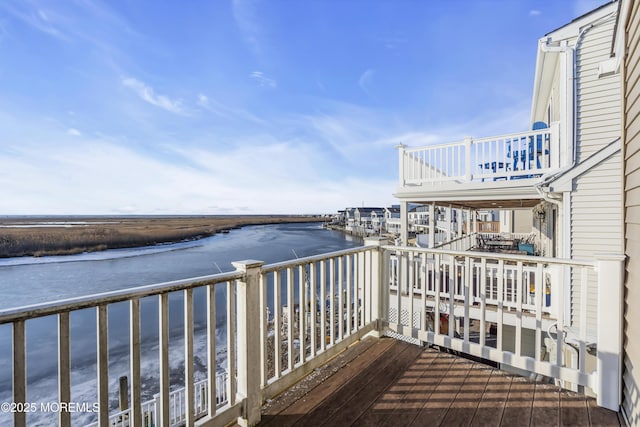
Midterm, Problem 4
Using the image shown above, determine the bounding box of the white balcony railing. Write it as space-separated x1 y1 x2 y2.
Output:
0 238 624 427
432 232 477 251
86 373 229 427
399 123 560 186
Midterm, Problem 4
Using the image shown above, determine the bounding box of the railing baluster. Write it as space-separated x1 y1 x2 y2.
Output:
130 299 142 427
359 251 365 328
206 284 217 417
13 320 26 427
420 253 427 331
58 313 71 427
329 259 335 346
287 267 294 370
395 252 402 328
337 256 344 342
353 254 360 331
226 281 236 406
556 266 566 370
448 256 455 338
463 257 471 342
579 267 588 374
497 259 504 352
479 258 487 346
346 255 352 337
184 288 194 427
159 293 170 425
259 273 268 387
273 270 281 378
365 250 371 325
535 263 543 361
309 262 317 357
408 251 414 329
298 265 306 365
444 145 449 176
97 305 109 427
434 253 441 335
515 261 523 357
319 260 326 352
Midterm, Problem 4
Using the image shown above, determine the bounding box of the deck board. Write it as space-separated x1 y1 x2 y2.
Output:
531 382 560 426
260 337 393 427
410 357 475 426
377 347 455 427
258 337 621 427
501 376 535 426
293 338 414 426
440 361 492 426
470 369 512 425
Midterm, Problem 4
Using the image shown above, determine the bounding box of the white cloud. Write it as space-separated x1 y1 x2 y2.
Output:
196 92 266 125
197 93 209 107
122 77 185 114
250 71 277 88
0 126 394 215
358 69 375 94
529 10 541 16
232 0 263 54
67 128 82 136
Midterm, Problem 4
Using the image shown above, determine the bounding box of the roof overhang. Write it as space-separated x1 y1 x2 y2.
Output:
530 1 618 124
393 181 543 210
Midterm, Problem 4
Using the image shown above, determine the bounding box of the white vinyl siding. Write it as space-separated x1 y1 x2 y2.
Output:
623 1 640 424
570 153 623 333
576 18 621 163
570 16 623 335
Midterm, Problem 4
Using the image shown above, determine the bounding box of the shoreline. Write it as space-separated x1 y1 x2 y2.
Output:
0 215 325 258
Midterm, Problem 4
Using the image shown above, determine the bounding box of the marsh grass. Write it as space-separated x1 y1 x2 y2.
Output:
0 216 322 258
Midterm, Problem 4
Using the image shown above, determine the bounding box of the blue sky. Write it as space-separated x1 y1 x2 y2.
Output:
0 0 609 215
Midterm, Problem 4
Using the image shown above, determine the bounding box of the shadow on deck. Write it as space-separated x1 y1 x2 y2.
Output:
259 337 621 427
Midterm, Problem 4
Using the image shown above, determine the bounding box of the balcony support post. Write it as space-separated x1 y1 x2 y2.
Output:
364 238 389 337
466 209 471 236
232 260 265 427
595 254 625 411
400 201 409 246
446 205 452 242
429 203 435 248
473 210 477 233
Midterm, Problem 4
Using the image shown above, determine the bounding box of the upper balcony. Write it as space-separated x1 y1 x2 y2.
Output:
395 123 561 205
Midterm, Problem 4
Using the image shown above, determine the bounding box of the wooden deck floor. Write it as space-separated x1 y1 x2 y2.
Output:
259 337 621 427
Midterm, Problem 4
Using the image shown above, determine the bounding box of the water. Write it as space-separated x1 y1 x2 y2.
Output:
0 222 362 425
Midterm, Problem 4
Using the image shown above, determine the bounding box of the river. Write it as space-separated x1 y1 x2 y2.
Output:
0 222 362 426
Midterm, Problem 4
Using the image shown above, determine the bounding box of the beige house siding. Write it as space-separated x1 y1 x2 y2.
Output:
623 0 640 424
570 15 623 334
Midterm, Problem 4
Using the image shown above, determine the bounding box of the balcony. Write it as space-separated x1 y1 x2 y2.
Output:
395 124 561 206
0 238 624 426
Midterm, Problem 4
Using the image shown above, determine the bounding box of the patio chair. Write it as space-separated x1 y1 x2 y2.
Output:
530 121 550 169
508 121 549 179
